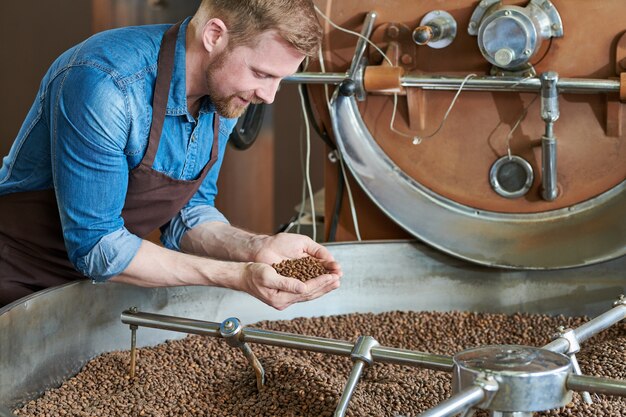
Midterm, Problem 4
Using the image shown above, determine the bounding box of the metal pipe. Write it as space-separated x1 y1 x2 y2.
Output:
569 354 593 404
540 72 560 202
541 134 558 201
283 73 621 94
347 11 377 79
241 343 265 392
371 345 454 372
122 310 221 336
543 302 626 353
129 325 137 378
417 386 486 417
122 311 454 372
285 72 346 84
334 336 379 417
334 361 366 417
567 374 626 397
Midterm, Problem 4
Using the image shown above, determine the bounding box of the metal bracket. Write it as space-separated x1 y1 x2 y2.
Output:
346 11 378 101
334 336 380 417
554 326 592 404
220 317 266 392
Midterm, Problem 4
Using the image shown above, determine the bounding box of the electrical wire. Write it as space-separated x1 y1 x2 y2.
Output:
505 95 539 159
315 4 473 147
317 37 362 241
297 84 317 242
314 5 393 67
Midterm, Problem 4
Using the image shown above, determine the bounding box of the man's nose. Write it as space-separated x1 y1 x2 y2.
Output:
256 79 281 104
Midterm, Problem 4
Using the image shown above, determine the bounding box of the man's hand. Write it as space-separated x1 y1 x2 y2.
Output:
252 232 342 276
236 262 340 310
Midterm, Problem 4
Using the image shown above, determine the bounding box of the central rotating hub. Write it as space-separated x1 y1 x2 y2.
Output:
453 345 573 412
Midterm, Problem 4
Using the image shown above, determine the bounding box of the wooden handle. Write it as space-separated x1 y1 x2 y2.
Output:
364 66 405 93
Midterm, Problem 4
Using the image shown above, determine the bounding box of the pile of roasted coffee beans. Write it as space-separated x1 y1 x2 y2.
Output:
14 311 625 417
272 257 327 282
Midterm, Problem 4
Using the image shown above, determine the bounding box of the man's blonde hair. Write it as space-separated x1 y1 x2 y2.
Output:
193 0 322 57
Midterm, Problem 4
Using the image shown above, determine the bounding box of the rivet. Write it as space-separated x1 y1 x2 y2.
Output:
386 25 400 39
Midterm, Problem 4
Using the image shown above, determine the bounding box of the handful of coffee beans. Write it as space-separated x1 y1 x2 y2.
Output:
272 257 328 282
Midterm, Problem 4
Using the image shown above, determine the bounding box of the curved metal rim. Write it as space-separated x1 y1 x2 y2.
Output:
330 90 626 269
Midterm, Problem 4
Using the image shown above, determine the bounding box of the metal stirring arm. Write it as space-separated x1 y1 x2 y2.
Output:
543 294 626 353
120 296 625 416
334 336 379 417
413 375 498 417
567 374 626 397
219 317 265 392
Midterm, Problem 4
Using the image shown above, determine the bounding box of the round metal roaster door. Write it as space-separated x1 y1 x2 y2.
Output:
303 0 626 269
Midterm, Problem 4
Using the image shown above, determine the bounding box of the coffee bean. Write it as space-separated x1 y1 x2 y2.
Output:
272 257 328 282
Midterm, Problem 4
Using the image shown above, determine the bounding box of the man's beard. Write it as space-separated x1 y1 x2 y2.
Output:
211 92 257 118
205 51 261 118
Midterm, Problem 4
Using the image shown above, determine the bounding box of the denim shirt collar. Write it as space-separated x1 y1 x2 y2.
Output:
167 17 216 121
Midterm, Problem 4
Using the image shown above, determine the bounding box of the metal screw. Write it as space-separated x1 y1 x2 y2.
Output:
469 21 477 29
224 320 235 330
504 10 511 16
386 25 400 39
551 23 560 31
614 294 626 307
523 49 531 56
129 306 138 314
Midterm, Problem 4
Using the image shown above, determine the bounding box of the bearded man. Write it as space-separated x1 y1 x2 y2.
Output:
0 0 341 308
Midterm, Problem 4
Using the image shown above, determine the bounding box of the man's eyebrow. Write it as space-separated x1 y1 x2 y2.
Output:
250 64 283 79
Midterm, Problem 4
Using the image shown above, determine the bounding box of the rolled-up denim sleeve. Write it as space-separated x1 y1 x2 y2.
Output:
50 64 137 280
76 229 143 282
161 205 229 251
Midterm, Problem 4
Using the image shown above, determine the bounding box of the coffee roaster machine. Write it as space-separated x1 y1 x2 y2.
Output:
1 1 625 416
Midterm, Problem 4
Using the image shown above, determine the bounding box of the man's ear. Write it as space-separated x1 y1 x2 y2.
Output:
201 18 227 54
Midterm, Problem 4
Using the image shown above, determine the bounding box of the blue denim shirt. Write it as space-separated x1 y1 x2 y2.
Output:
0 18 236 281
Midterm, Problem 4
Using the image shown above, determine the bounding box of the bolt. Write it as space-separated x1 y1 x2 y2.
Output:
614 294 626 307
386 24 400 39
224 320 235 330
401 54 414 65
469 21 477 29
504 10 511 16
551 23 560 31
523 49 531 56
129 306 138 314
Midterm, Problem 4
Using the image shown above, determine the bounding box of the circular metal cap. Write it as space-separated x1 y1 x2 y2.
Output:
489 155 534 198
494 48 515 66
478 7 538 69
455 345 571 374
453 345 573 412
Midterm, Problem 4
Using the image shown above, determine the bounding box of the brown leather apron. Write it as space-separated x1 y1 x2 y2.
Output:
0 22 220 306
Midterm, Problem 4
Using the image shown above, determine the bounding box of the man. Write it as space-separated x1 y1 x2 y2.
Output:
0 0 341 308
